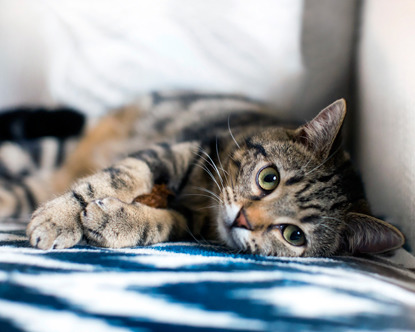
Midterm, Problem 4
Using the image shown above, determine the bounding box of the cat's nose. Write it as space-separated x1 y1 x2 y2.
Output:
232 209 253 230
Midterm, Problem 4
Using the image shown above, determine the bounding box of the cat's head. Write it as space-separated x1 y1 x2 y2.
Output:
216 99 404 257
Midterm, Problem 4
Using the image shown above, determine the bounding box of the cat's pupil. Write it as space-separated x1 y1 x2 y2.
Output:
282 225 305 246
264 174 277 183
290 230 302 241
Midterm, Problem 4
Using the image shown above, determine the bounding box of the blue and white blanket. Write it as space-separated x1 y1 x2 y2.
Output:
1 218 415 332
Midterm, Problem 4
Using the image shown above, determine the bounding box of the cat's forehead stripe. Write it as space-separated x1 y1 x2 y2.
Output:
300 215 320 223
245 137 267 157
285 175 305 186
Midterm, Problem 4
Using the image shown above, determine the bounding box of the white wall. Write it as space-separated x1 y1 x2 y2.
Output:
0 0 358 120
0 0 305 116
358 0 415 251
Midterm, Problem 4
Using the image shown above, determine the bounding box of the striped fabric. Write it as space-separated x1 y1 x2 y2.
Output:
1 219 415 331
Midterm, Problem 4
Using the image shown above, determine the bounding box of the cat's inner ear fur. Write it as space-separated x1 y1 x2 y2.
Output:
344 212 405 254
295 99 347 159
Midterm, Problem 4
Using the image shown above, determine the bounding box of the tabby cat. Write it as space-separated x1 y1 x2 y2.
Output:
5 92 406 257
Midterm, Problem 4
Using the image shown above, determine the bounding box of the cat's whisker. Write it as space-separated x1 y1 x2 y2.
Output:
227 115 240 149
199 149 225 189
195 204 221 211
316 223 336 233
193 147 224 191
214 137 229 177
320 216 342 223
190 186 224 204
223 154 236 190
194 163 222 192
215 136 231 188
314 219 341 234
218 156 232 190
305 144 343 176
303 153 315 170
183 223 204 246
182 193 222 205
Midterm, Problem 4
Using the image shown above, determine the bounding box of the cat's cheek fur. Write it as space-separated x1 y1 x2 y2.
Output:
215 211 237 249
215 187 241 247
230 228 251 251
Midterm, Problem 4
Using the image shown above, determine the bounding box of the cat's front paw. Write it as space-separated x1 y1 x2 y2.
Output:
81 197 143 248
27 194 83 249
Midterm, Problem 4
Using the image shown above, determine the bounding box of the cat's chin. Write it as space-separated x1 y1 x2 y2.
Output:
216 217 250 252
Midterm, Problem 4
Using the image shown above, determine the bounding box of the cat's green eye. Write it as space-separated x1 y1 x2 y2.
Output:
282 225 305 246
256 166 280 192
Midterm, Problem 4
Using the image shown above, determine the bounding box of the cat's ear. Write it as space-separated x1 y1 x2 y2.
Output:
295 99 347 159
345 212 405 254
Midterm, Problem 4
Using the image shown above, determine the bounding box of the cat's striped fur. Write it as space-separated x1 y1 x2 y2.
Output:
2 92 405 256
0 134 81 219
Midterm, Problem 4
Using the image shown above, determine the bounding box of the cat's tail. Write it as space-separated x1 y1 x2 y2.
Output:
0 104 142 220
0 138 78 219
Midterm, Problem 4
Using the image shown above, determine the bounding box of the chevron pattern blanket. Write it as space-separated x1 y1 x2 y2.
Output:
1 218 415 331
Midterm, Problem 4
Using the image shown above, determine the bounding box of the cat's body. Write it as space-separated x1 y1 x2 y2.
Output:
1 92 405 257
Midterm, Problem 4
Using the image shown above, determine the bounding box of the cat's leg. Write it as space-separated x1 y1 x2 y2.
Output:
27 141 199 249
81 197 186 248
27 158 153 249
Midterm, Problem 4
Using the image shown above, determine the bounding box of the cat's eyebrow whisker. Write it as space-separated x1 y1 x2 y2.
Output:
305 144 343 176
317 223 336 233
303 154 314 170
319 216 342 222
314 219 341 234
228 115 240 149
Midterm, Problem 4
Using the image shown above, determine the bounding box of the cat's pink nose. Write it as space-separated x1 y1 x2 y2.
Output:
232 209 253 230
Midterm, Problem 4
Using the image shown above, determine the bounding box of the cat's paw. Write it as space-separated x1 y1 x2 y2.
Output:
81 197 144 248
27 194 83 249
81 197 182 248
